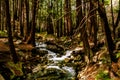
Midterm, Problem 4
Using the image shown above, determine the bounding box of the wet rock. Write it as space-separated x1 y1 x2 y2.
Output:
46 67 66 76
64 58 72 63
36 35 43 41
45 41 64 53
71 48 84 57
74 55 81 61
31 48 48 57
30 66 67 79
46 45 64 53
32 64 46 73
71 50 84 62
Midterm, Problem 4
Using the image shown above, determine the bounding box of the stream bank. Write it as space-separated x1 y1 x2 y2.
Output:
1 36 120 80
21 41 85 80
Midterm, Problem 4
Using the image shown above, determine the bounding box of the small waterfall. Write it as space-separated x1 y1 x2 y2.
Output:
34 42 76 79
49 50 72 61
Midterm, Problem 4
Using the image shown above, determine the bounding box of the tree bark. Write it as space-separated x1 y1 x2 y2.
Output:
47 0 54 34
115 0 120 38
26 0 38 46
0 0 1 30
5 0 19 63
19 0 24 36
97 1 116 62
89 0 98 48
64 0 72 36
110 0 115 39
24 0 30 40
76 0 82 29
60 0 63 37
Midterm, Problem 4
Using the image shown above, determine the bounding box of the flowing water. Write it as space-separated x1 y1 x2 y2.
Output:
33 42 77 80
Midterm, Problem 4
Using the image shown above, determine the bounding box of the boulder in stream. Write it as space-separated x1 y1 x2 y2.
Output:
31 48 48 57
45 40 64 53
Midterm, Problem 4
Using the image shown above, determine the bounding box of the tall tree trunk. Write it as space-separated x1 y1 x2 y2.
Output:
75 0 91 64
12 0 18 33
110 0 115 39
12 0 15 33
60 0 63 37
19 0 24 36
2 1 6 31
1 0 4 31
56 0 60 37
5 0 19 63
24 0 30 40
64 0 72 36
89 0 98 48
115 0 120 38
97 1 116 62
47 14 54 34
0 0 1 30
83 0 91 64
47 0 54 34
76 0 82 29
26 0 38 46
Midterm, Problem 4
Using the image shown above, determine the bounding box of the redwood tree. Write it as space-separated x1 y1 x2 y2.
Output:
5 0 19 63
97 0 116 62
64 0 72 36
0 0 1 30
26 0 38 46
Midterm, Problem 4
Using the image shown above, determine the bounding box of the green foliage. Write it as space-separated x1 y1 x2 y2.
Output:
0 30 7 36
6 62 23 79
96 70 111 80
104 0 110 5
116 51 120 58
99 0 110 5
79 42 83 46
114 5 119 12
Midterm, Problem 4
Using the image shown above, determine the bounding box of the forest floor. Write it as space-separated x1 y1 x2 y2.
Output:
0 34 120 80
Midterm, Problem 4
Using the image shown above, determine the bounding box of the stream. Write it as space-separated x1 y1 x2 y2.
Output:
26 42 83 80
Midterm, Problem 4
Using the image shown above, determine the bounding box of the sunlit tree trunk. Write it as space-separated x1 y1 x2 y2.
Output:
115 0 120 38
5 0 19 63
